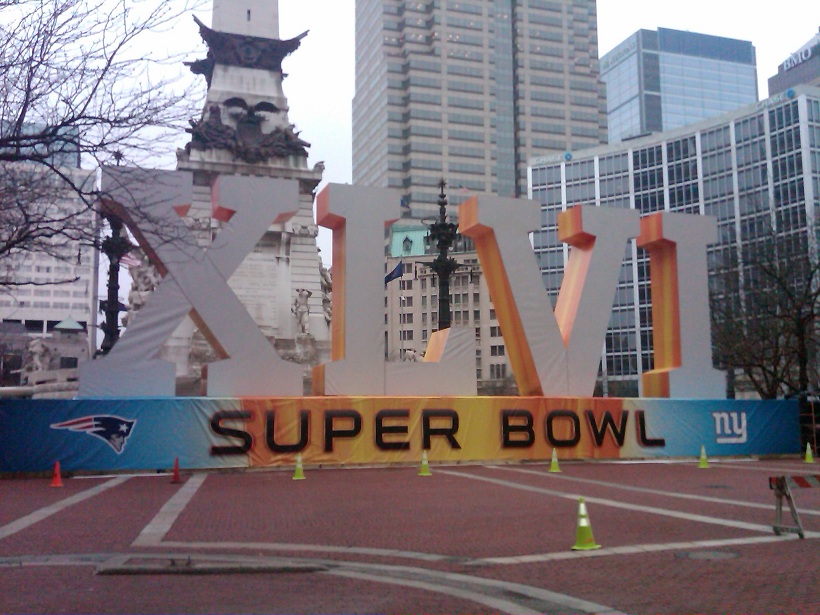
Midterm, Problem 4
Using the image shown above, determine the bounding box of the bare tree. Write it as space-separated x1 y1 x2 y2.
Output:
0 0 204 283
711 229 820 399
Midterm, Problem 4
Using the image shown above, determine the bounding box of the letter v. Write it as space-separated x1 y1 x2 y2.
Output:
460 197 639 396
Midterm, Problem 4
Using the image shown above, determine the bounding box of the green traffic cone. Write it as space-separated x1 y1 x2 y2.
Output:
292 453 306 480
698 445 709 469
571 497 601 551
419 450 432 476
549 448 561 473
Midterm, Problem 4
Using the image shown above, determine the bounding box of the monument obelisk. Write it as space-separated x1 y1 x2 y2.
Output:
171 0 329 390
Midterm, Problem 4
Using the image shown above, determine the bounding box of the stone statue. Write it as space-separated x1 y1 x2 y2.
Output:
188 104 238 152
322 294 332 326
319 255 332 296
25 337 53 373
292 288 312 335
404 348 423 362
123 253 159 327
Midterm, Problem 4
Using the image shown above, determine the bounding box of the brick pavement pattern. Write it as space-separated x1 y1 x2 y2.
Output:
1 458 819 614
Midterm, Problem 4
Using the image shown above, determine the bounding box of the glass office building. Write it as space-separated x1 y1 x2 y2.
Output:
529 85 820 396
601 28 758 144
353 0 607 219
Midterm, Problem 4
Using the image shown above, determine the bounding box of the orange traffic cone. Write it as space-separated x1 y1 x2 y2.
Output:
50 461 64 488
171 457 181 484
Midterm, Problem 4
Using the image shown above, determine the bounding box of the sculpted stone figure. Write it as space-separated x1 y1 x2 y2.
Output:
123 253 159 327
319 255 332 296
404 348 423 362
292 288 312 335
322 294 332 325
25 337 52 372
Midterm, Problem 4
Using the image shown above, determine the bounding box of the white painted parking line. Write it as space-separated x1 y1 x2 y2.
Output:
0 477 130 541
328 568 546 615
132 473 207 547
156 539 455 562
439 469 774 532
490 465 820 516
468 533 813 565
325 560 625 615
712 460 820 475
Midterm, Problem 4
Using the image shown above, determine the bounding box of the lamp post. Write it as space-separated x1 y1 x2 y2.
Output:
98 214 133 355
427 179 459 331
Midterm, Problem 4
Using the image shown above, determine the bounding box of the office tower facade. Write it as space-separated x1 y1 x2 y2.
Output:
768 27 820 96
601 28 758 144
0 165 97 339
353 0 607 218
0 163 98 386
530 85 820 396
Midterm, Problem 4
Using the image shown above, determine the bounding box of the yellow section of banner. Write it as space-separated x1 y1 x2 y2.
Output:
223 397 632 467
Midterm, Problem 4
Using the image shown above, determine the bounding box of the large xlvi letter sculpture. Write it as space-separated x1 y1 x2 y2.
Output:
80 170 304 397
79 180 723 400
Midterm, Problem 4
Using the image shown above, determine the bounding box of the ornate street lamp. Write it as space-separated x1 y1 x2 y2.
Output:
98 213 133 355
426 179 459 331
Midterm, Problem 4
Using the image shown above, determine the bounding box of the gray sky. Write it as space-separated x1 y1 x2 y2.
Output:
271 0 819 190
159 1 818 263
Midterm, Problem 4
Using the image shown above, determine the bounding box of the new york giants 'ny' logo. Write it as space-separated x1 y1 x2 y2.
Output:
712 411 747 444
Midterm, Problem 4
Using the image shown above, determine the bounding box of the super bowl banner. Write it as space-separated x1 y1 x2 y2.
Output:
0 397 798 473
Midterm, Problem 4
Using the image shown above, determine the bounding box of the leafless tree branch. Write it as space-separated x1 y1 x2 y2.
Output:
711 227 820 398
0 0 205 285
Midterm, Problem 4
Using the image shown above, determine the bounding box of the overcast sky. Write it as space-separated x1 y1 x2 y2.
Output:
268 0 820 190
164 1 820 262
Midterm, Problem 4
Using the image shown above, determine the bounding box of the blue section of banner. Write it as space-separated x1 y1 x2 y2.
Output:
0 397 800 473
630 399 801 457
0 398 246 473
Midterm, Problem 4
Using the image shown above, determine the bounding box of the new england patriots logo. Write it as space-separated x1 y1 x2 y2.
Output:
50 415 136 454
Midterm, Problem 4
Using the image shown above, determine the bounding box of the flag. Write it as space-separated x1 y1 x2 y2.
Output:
120 251 142 268
385 260 403 286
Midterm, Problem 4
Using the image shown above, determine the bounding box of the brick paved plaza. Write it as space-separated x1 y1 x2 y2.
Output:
1 457 819 614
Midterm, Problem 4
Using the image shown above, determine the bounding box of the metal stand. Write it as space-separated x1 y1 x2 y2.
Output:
770 476 805 539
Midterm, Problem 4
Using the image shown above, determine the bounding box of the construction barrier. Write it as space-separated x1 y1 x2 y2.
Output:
769 474 820 539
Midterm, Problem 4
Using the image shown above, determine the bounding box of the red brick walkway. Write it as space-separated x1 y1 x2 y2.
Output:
1 458 819 614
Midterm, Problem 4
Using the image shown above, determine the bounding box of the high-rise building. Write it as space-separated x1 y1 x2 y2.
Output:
0 164 98 380
768 27 820 96
530 85 820 397
601 28 758 144
353 0 606 218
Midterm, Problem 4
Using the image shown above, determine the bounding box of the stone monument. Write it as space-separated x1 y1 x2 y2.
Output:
171 0 329 390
